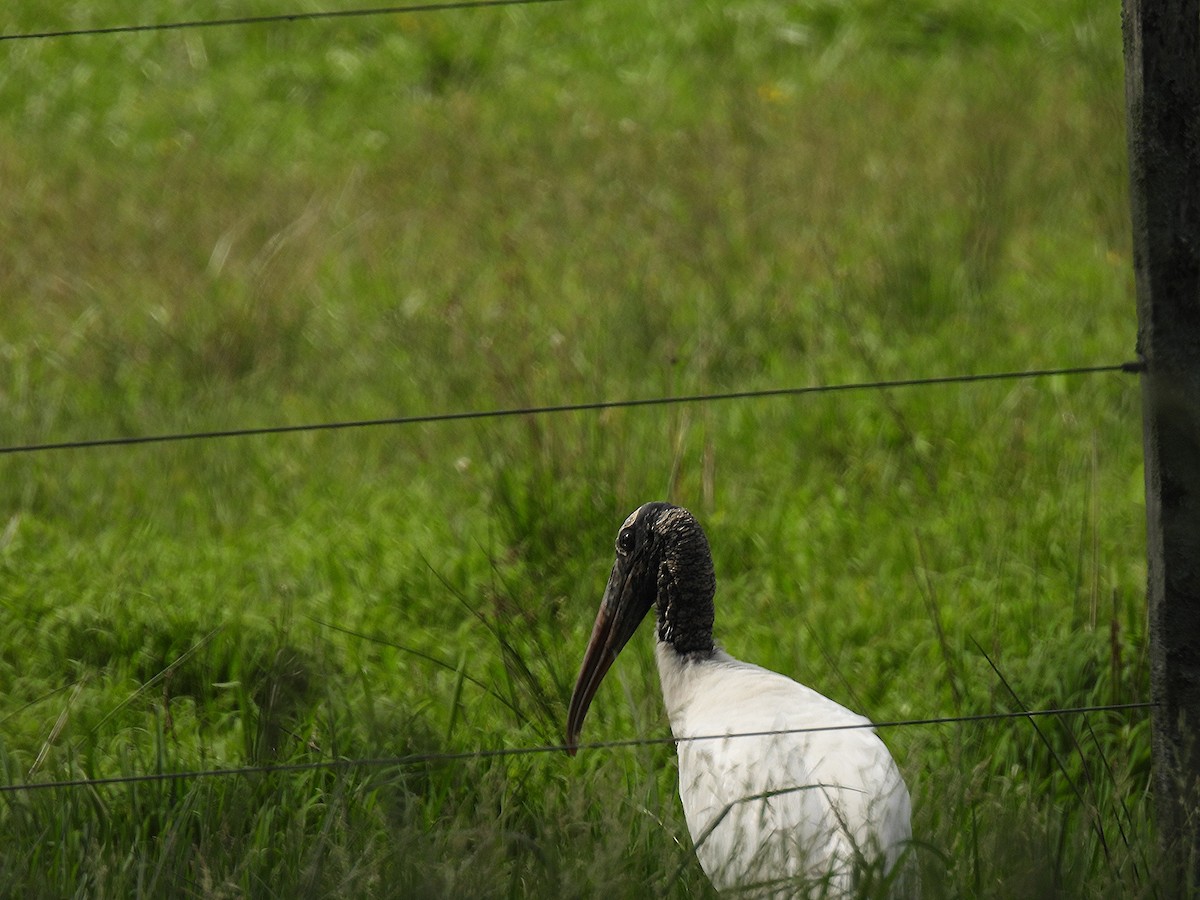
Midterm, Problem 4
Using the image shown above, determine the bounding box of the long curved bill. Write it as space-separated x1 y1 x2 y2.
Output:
564 562 646 755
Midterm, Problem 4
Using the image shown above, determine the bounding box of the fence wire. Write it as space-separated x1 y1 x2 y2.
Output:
0 0 572 43
0 362 1141 457
0 701 1153 795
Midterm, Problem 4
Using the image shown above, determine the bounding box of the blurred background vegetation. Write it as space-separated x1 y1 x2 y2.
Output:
0 1 1151 896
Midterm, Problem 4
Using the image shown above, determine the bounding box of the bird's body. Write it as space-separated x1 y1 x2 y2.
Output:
656 645 911 895
566 502 913 897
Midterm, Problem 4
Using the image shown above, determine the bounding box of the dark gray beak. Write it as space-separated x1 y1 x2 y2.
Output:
565 557 653 755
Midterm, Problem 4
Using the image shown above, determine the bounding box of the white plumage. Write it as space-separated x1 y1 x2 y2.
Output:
656 645 912 895
566 502 913 897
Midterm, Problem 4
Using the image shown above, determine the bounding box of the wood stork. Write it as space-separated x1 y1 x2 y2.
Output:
566 502 913 896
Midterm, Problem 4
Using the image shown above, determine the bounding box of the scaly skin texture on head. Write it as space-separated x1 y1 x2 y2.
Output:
650 506 716 658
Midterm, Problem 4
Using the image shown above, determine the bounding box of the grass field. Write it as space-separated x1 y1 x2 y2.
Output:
0 1 1156 896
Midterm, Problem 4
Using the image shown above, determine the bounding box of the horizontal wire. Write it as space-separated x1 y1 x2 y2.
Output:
0 701 1153 795
0 0 571 43
0 362 1140 458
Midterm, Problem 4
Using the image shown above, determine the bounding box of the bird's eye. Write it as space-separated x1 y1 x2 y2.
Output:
616 528 635 554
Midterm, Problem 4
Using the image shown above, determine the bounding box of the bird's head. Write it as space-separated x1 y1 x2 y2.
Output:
565 502 715 755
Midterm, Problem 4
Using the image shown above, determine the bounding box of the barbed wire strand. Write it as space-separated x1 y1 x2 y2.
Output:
0 701 1153 795
0 362 1141 458
0 0 572 43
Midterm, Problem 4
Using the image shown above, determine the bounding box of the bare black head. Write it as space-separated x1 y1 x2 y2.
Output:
565 502 717 753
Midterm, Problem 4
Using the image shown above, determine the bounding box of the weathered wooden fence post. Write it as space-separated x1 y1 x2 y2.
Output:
1123 0 1200 888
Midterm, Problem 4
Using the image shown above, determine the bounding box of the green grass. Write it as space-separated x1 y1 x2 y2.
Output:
0 0 1158 896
